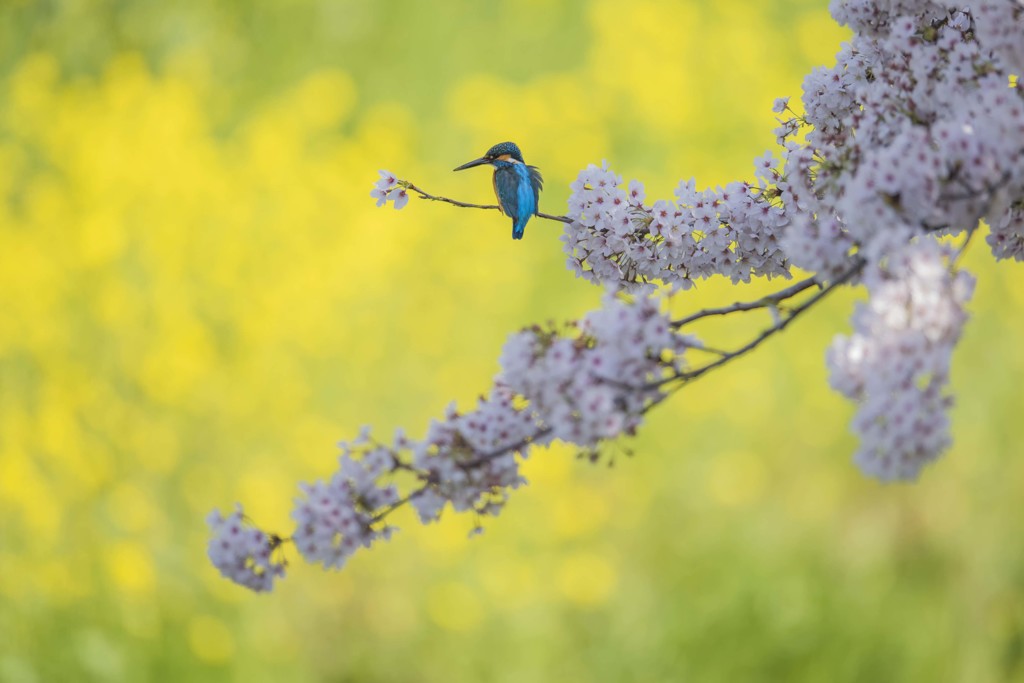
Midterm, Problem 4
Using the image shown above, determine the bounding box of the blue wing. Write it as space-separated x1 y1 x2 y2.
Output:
527 165 543 209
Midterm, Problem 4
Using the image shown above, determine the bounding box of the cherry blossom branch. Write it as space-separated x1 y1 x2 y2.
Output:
354 267 851 532
365 262 866 533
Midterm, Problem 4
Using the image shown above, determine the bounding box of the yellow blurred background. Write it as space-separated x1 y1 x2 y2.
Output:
2 1 1023 681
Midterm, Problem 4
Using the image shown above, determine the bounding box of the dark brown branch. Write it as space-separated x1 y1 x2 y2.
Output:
405 182 573 224
672 273 819 328
954 217 980 264
369 489 423 524
662 258 865 388
454 427 554 470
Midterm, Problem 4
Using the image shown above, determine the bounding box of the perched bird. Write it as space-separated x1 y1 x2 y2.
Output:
453 142 543 240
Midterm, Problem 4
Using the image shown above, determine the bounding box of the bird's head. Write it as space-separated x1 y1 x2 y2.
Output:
453 141 525 171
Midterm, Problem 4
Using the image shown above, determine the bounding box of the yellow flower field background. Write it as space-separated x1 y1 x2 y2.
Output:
2 1 1024 681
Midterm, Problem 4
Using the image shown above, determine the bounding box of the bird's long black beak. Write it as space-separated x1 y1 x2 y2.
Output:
453 157 490 171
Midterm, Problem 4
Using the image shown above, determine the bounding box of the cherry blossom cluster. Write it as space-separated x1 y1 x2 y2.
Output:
290 447 402 570
562 162 792 292
782 0 1024 277
370 169 409 209
408 384 542 525
987 200 1024 260
207 390 541 585
827 240 975 480
779 0 1022 479
974 1 1024 75
500 292 696 447
207 505 287 592
558 3 1023 293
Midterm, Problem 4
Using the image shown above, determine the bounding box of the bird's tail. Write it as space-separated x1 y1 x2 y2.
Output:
512 215 530 240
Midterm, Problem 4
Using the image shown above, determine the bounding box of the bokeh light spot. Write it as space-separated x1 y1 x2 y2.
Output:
104 541 155 594
187 615 235 664
426 581 484 632
556 551 617 607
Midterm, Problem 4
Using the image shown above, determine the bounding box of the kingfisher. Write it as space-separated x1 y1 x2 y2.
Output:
453 141 543 240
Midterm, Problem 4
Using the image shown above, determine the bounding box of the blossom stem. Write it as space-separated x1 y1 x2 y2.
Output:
456 427 554 469
370 489 423 524
954 220 979 265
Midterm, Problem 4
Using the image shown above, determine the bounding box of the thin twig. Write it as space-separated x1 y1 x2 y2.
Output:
537 211 573 224
407 183 502 211
405 183 573 224
660 258 865 388
690 344 730 356
954 221 979 265
370 489 423 524
671 274 819 328
456 427 554 470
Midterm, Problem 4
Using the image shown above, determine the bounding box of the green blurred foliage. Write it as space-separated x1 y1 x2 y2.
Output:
1 0 1023 681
